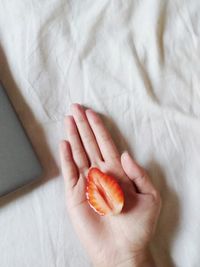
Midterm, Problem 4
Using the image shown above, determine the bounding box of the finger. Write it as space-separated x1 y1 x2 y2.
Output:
59 140 78 191
65 115 89 170
121 151 157 197
85 109 120 163
71 104 102 163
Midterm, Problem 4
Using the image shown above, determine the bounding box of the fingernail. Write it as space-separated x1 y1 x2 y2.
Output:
60 140 67 151
71 103 81 108
122 150 128 157
86 108 93 114
64 115 73 124
123 150 132 160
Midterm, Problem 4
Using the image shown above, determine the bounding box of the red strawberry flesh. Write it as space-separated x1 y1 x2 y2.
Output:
86 168 124 216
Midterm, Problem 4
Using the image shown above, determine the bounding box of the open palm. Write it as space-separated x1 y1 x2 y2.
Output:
60 104 161 267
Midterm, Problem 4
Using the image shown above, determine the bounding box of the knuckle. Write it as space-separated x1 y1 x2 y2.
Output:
64 153 72 162
62 149 72 162
152 190 162 206
77 116 86 125
102 133 111 143
69 131 77 138
90 157 104 168
109 154 120 163
73 146 83 157
83 134 94 145
140 173 148 182
91 114 101 125
68 125 77 136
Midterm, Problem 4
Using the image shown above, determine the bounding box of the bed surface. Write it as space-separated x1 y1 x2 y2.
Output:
0 1 200 266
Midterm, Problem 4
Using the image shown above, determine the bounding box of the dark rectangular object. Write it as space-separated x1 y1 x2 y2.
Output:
0 82 42 197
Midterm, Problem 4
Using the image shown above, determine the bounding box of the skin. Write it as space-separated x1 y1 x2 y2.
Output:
59 104 161 267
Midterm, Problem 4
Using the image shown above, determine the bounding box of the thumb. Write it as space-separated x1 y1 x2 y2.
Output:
121 151 157 197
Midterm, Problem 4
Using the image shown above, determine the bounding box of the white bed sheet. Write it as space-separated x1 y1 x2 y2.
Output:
0 1 200 266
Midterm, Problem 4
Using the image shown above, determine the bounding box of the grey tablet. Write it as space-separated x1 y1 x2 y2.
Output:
0 82 42 197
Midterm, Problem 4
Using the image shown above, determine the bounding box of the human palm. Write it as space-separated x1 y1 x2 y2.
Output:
60 104 161 267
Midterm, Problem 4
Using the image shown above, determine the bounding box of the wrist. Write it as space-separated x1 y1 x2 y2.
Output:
94 249 155 267
117 249 155 267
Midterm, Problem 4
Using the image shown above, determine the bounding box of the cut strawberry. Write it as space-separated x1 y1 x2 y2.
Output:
86 167 124 216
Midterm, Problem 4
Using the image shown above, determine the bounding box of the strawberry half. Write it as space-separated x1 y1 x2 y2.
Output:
86 167 124 216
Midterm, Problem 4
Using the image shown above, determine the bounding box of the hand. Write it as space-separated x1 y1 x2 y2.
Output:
59 104 161 267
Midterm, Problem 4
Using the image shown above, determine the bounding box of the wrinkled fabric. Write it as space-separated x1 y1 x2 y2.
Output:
0 1 200 266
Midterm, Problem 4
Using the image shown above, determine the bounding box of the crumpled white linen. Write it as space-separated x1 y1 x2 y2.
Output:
0 1 200 266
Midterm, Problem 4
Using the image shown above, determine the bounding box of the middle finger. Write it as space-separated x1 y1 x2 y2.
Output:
71 104 102 164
